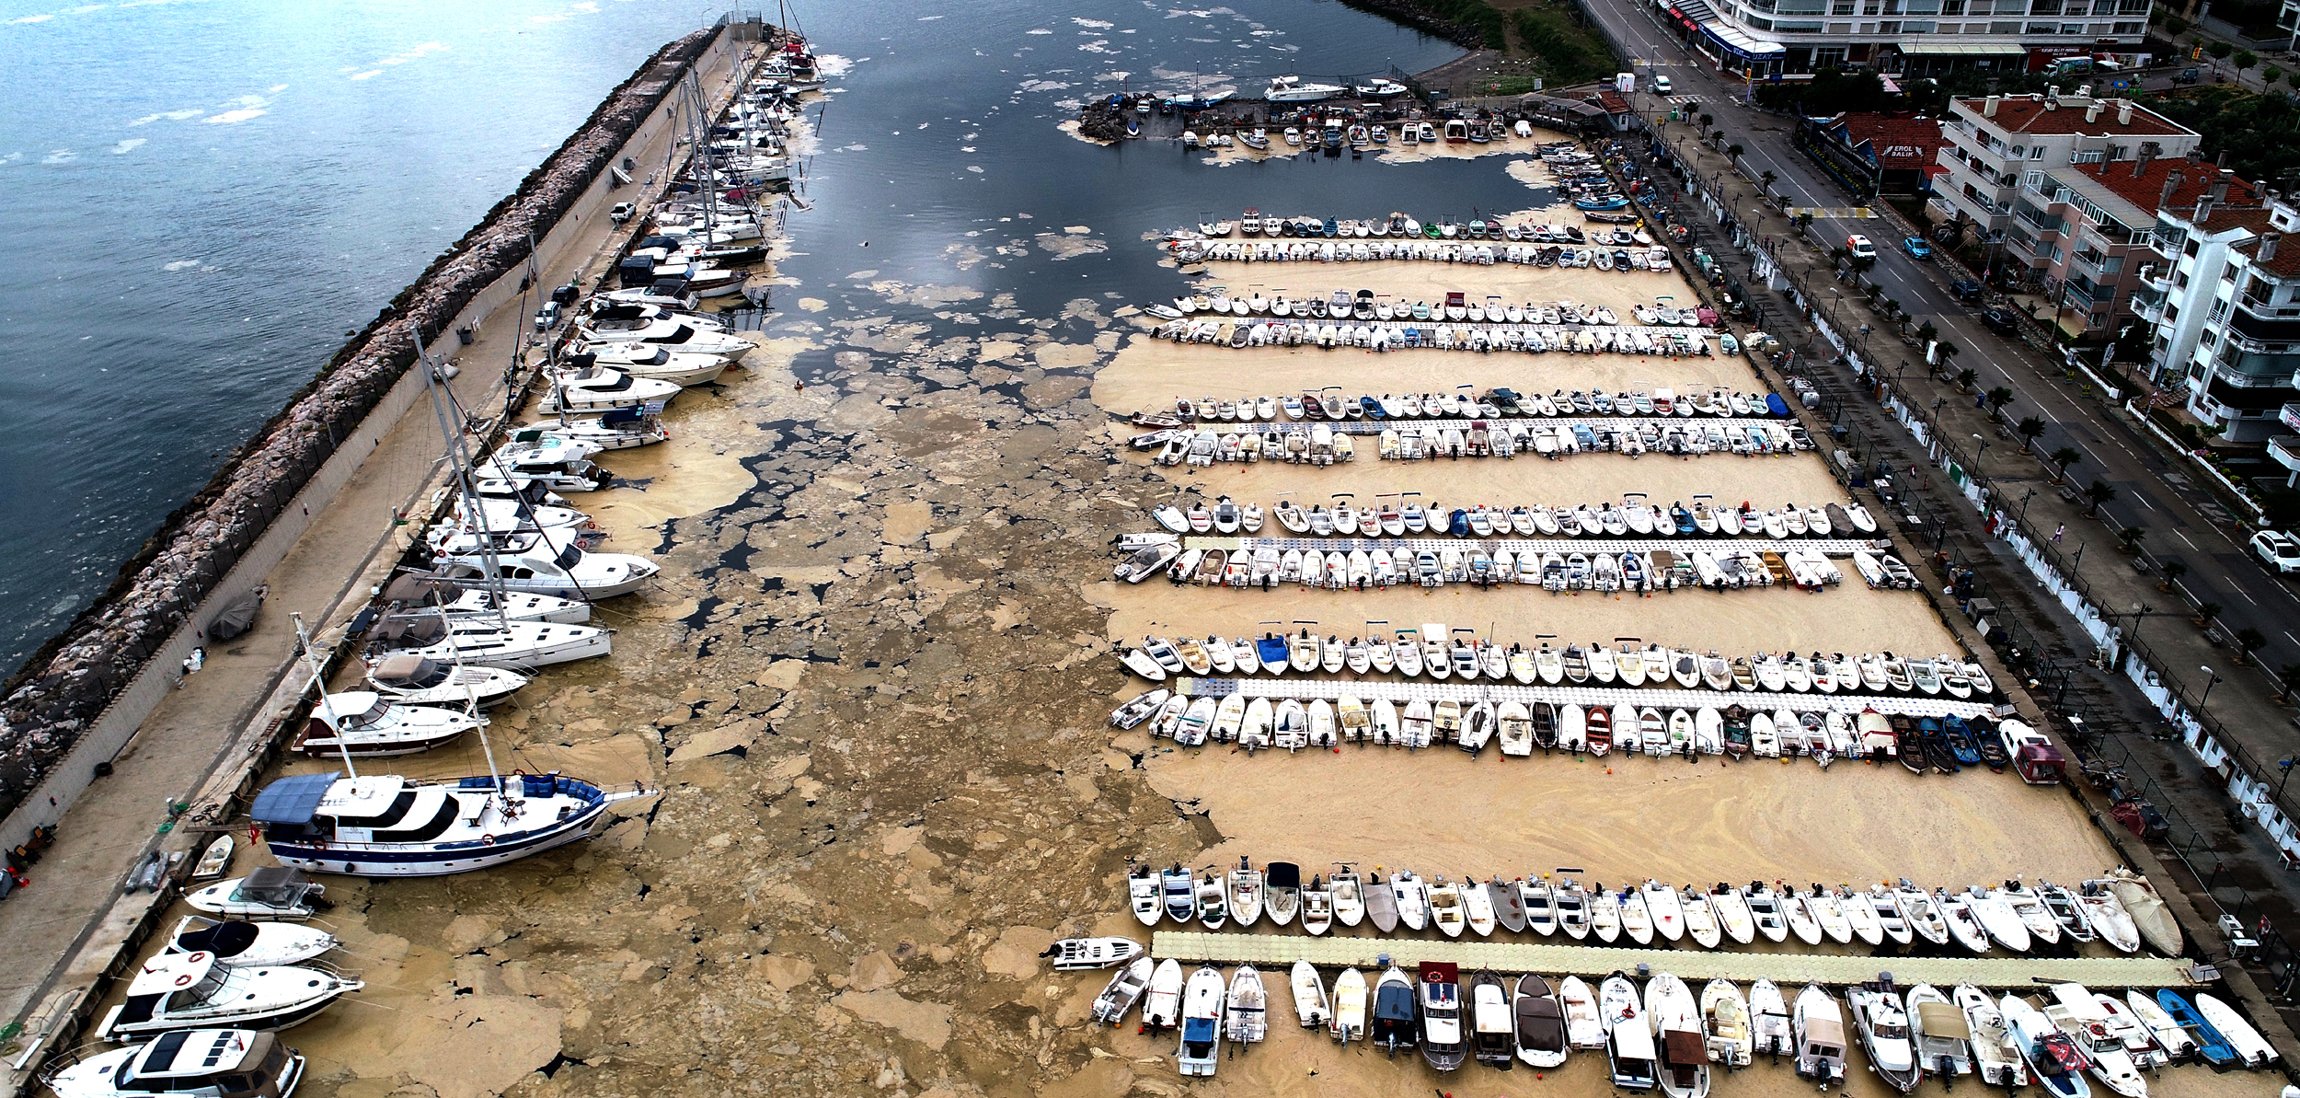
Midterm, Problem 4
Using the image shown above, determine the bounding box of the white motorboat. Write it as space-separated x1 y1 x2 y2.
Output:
1644 973 1709 1098
1291 960 1328 1029
2001 994 2093 1097
2194 992 2276 1067
537 364 683 414
1225 966 1268 1044
1600 973 1658 1090
1227 857 1265 926
383 573 592 626
291 691 482 757
251 770 650 878
1330 967 1368 1045
427 532 658 600
183 869 327 921
43 1029 304 1098
423 495 593 549
1513 974 1569 1067
1127 863 1161 926
564 343 729 387
1793 985 1847 1086
2120 991 2196 1063
1141 959 1184 1030
1092 957 1154 1026
1264 75 1346 102
164 916 338 968
368 614 610 669
189 835 234 881
1701 980 1751 1067
96 951 360 1040
1040 936 1144 971
2043 984 2146 1095
1748 979 1791 1058
1848 982 1922 1093
1177 966 1226 1076
1956 983 2030 1087
511 406 668 451
576 315 752 359
1907 983 1974 1081
364 653 530 708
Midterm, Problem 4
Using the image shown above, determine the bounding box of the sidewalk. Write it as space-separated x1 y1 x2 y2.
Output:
0 34 756 1062
1622 116 2300 1035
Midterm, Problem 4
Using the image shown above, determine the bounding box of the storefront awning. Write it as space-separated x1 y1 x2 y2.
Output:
1899 41 2028 56
1700 21 1786 59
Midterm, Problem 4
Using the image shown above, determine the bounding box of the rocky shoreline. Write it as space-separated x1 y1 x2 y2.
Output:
0 28 724 821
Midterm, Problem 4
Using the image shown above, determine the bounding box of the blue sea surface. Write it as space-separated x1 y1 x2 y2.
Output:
0 0 1531 675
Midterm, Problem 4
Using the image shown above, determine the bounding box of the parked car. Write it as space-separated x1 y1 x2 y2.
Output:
1949 277 1984 304
1979 306 2022 334
534 301 563 331
1653 74 1672 95
1901 236 1933 260
2173 67 2201 85
2253 529 2300 575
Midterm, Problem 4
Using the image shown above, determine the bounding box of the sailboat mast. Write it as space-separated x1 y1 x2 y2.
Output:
414 326 512 631
290 612 358 781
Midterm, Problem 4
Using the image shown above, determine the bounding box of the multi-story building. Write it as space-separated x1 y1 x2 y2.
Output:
1654 0 2152 78
1929 93 2197 241
2137 188 2300 444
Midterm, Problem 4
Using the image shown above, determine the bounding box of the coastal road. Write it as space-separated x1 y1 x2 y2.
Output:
1580 0 2300 679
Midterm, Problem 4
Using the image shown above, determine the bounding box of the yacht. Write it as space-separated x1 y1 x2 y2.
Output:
427 531 659 600
563 344 730 387
290 691 483 757
510 406 669 451
163 916 339 968
96 951 359 1040
44 1030 304 1098
250 769 651 877
363 652 530 708
380 573 591 625
574 316 751 359
1264 75 1346 102
536 365 683 415
367 613 611 669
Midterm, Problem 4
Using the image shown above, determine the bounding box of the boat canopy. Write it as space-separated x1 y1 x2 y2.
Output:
250 773 342 826
1915 1001 1970 1037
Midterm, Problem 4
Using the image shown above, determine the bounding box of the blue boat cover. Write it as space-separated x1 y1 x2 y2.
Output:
1182 1017 1215 1043
250 772 341 825
1766 393 1790 417
1257 637 1290 665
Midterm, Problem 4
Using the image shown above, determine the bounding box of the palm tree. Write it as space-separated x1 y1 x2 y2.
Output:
2157 558 2188 591
2085 479 2118 516
2276 661 2300 704
1953 365 1976 390
1986 386 2015 420
2016 416 2046 451
2050 445 2083 482
2237 626 2269 665
2117 525 2147 554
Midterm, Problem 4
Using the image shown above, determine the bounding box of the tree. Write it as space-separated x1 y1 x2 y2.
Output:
2158 558 2188 590
2050 445 2083 482
2194 599 2223 626
2163 14 2189 35
2276 661 2300 703
2236 49 2259 74
1761 169 1778 193
1955 366 1978 390
2267 64 2286 88
1916 320 1940 344
1699 112 1714 129
2237 626 2269 664
1727 143 1745 161
2207 41 2234 65
2017 415 2047 450
2085 479 2119 516
1986 386 2015 419
2118 524 2148 553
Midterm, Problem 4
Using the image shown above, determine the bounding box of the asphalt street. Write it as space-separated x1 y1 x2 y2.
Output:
1581 0 2300 675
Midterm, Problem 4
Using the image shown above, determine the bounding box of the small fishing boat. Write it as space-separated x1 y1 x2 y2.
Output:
1041 937 1144 971
1176 966 1225 1076
1092 957 1154 1025
1331 967 1369 1045
1957 983 2030 1086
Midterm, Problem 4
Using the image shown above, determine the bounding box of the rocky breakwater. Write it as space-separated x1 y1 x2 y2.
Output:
0 27 733 821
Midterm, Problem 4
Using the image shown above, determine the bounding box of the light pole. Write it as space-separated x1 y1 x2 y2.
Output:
1972 433 1990 480
2278 756 2298 802
2199 664 2222 711
2019 487 2035 520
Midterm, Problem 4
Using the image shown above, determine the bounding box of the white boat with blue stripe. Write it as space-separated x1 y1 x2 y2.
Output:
251 770 650 878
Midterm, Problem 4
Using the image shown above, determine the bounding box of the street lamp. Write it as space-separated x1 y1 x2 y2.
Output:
2019 487 2035 520
2199 664 2223 711
2127 600 2154 646
2278 756 2299 802
1972 432 1989 476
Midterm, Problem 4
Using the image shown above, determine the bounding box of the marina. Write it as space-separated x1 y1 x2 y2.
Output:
0 2 2287 1096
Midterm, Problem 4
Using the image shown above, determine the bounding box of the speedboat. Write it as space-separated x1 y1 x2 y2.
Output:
250 770 651 878
575 315 751 359
163 916 337 968
1264 75 1346 102
364 653 530 708
1419 962 1469 1072
1849 982 1922 1093
44 1030 305 1098
537 364 683 415
426 531 658 600
96 950 360 1040
290 692 482 757
367 614 611 669
1645 973 1709 1098
183 868 328 921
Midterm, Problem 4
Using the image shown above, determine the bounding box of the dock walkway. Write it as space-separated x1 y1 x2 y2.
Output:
1169 675 1998 721
1153 930 2198 988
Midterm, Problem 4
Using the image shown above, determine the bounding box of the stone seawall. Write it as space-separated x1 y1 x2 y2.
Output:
0 27 718 824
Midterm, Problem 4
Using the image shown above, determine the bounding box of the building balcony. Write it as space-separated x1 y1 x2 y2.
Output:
2271 434 2300 473
2282 402 2300 433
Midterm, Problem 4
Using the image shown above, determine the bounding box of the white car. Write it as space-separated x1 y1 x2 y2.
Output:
1847 234 1877 260
2253 529 2300 574
1653 75 1673 95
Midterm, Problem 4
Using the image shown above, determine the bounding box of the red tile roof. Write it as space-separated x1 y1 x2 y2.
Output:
1594 90 1630 115
1955 95 2187 137
1834 113 1944 171
2069 156 2256 218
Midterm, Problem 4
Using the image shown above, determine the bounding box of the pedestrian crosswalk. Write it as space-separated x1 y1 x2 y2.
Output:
1667 94 1708 105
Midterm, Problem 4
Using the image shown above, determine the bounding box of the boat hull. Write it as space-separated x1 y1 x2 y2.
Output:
265 794 630 878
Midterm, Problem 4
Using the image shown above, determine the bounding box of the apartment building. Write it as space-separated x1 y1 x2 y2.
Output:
2138 187 2300 445
1655 0 2151 78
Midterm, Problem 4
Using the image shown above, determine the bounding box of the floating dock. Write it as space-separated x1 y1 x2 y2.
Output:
1168 676 1998 721
1152 930 2199 989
